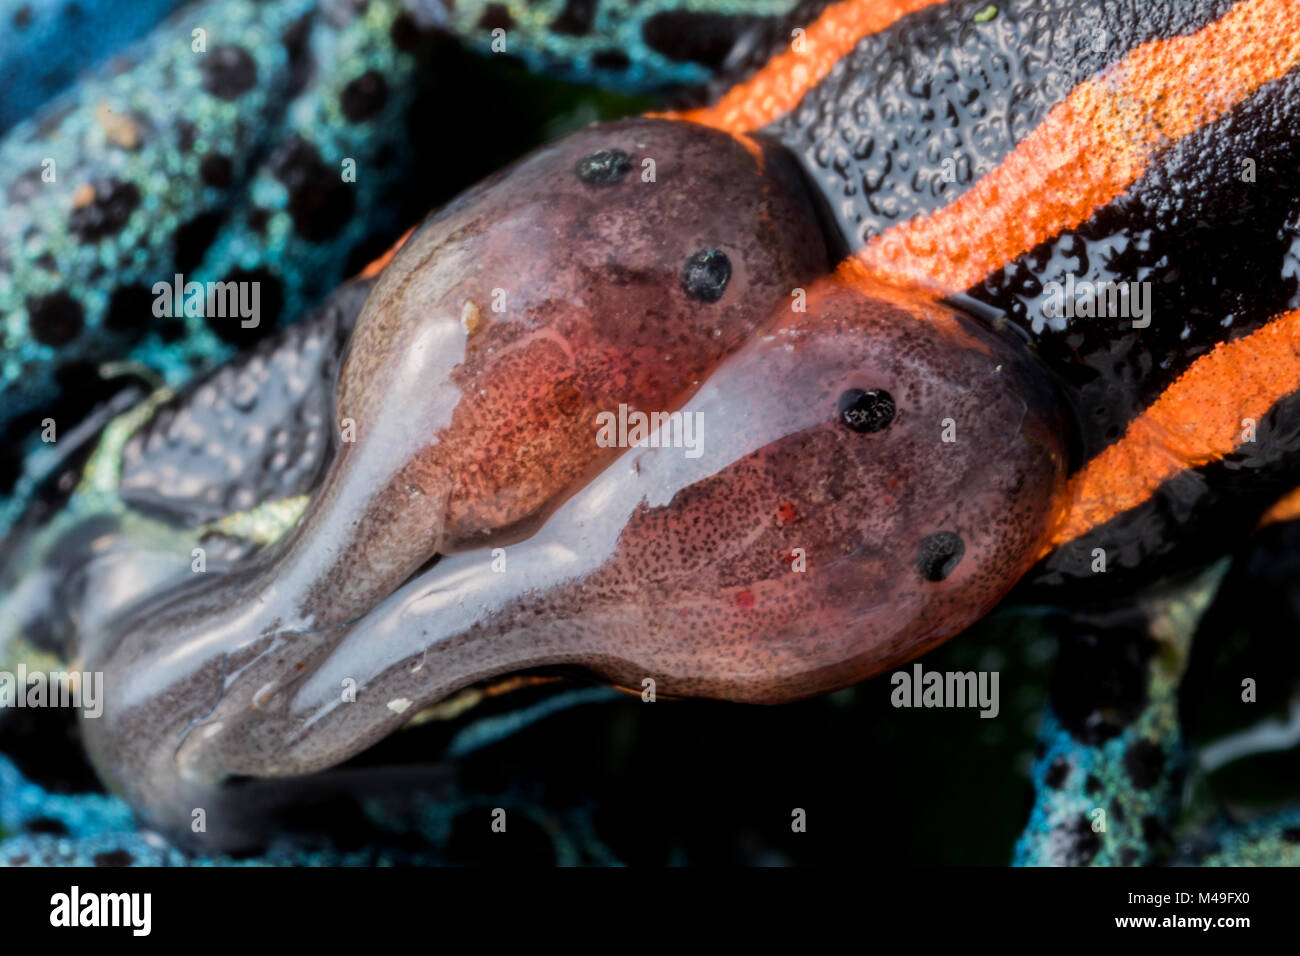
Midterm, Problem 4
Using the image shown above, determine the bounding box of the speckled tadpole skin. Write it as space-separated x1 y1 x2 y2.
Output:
80 118 1067 848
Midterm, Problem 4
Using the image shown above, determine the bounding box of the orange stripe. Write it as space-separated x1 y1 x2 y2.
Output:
664 0 945 135
358 226 416 279
1259 484 1300 528
1046 310 1300 551
853 0 1300 292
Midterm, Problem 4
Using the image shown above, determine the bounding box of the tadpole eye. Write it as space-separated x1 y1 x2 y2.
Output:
574 148 632 186
838 387 896 432
76 121 1072 851
680 248 732 302
917 530 966 581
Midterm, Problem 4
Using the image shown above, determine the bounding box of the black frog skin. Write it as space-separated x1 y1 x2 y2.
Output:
748 0 1300 593
0 0 1296 850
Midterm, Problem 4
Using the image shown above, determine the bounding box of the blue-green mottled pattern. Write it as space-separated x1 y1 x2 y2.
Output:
5 0 1298 870
0 0 187 135
1171 807 1300 866
1012 561 1278 866
0 751 615 865
0 685 618 864
1016 707 1186 866
443 0 803 91
1013 570 1222 867
2 0 370 530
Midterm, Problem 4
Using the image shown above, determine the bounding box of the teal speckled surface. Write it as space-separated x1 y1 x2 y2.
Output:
1015 567 1226 866
0 0 188 136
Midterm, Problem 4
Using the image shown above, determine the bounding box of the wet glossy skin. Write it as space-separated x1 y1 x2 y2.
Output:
752 0 1300 594
309 121 829 614
12 0 1300 850
77 117 1067 845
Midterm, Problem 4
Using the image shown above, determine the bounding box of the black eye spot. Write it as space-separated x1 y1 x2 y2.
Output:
917 531 964 582
838 388 895 432
681 248 730 302
26 291 84 346
201 45 258 101
575 148 631 187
